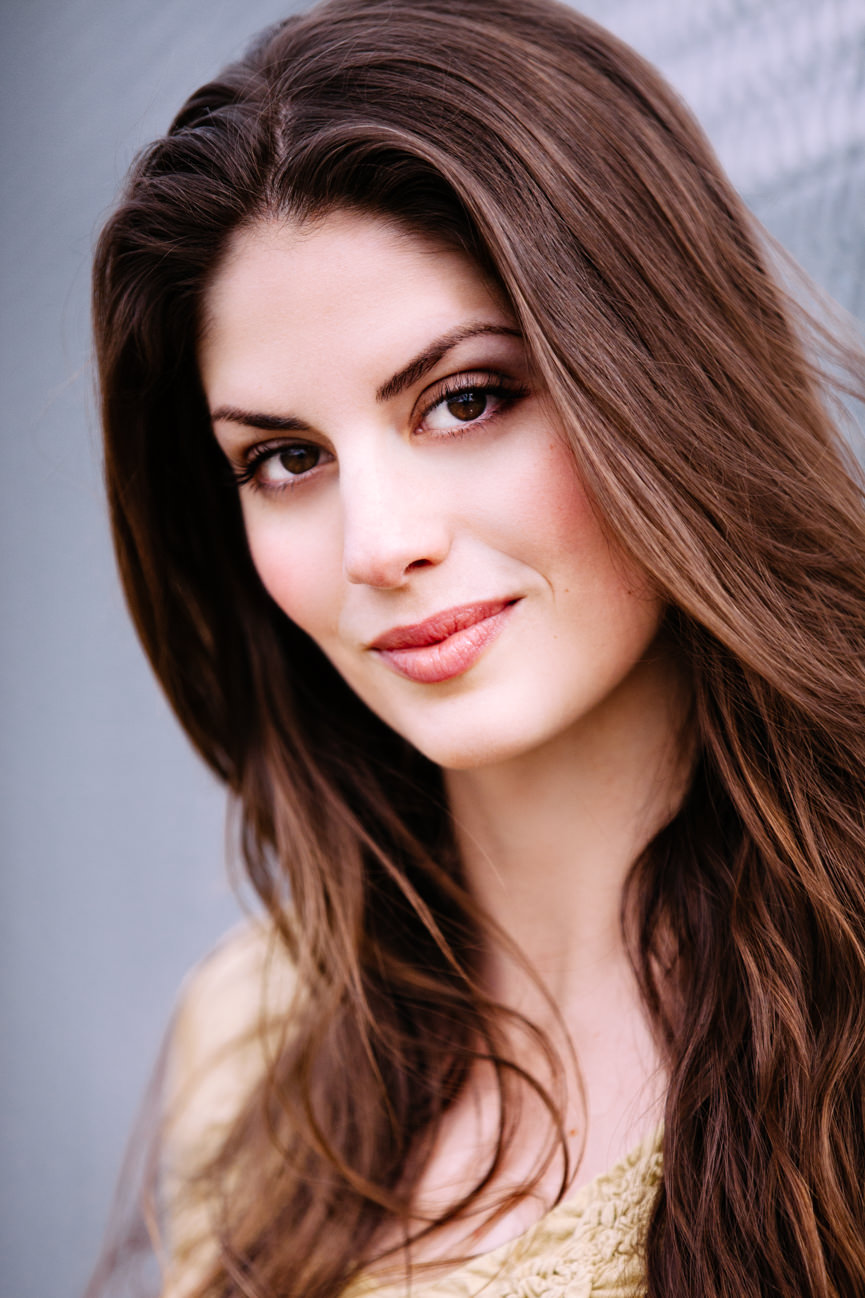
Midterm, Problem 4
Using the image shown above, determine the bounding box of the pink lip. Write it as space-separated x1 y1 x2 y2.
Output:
369 599 519 684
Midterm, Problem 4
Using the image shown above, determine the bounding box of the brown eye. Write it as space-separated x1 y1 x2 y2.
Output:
446 391 487 421
277 444 321 475
421 377 526 435
249 441 332 489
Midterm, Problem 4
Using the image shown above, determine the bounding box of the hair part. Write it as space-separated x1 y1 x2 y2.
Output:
92 1 865 1295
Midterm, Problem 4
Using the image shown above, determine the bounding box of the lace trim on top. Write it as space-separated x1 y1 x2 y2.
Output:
345 1124 662 1298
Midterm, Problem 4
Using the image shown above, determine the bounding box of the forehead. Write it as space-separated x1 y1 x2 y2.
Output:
198 211 514 403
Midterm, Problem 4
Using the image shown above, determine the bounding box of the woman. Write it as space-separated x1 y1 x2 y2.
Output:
90 0 865 1295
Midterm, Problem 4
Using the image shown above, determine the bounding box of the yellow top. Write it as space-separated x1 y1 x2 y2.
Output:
162 922 661 1298
344 1125 660 1298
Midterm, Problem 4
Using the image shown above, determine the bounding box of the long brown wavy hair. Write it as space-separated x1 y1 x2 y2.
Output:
91 1 865 1294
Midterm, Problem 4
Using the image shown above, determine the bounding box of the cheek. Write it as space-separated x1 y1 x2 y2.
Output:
243 506 343 637
506 433 660 635
477 430 605 570
528 443 596 547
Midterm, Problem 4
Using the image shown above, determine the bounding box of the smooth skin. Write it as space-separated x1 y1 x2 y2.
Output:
201 211 688 1256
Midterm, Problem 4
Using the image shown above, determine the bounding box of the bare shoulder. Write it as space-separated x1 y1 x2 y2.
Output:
159 918 297 1295
165 916 297 1157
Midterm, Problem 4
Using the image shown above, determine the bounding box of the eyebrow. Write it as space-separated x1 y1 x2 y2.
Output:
209 321 522 432
374 321 522 403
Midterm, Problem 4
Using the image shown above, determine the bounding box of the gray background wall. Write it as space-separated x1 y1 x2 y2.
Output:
1 2 862 1296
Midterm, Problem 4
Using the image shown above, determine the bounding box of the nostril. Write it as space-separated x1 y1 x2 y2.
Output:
341 500 452 587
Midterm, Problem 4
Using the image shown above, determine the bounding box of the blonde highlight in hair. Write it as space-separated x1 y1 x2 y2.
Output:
92 1 865 1294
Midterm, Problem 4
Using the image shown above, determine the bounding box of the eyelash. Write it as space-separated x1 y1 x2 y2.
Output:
418 371 529 430
231 370 530 495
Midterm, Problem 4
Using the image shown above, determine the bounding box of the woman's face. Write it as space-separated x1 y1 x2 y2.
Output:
200 211 665 770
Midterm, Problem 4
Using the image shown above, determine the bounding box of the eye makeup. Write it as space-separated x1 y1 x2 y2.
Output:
228 367 531 495
416 369 530 434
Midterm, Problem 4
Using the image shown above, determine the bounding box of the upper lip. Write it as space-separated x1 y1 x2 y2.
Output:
368 599 517 652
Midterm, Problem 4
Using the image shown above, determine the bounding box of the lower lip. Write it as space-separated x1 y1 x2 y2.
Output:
373 602 517 684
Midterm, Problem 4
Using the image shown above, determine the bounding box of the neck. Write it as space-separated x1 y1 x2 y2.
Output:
444 644 690 1016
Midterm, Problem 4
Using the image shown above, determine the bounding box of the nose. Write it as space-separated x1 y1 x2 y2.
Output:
340 447 452 588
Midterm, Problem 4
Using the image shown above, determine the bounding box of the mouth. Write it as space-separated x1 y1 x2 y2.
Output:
369 598 519 684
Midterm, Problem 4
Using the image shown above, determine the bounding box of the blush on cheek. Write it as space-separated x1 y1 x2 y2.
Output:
507 433 652 614
542 439 595 514
543 444 630 562
508 435 599 548
245 526 338 639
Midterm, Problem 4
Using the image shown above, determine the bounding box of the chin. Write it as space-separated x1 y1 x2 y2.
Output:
393 713 556 773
